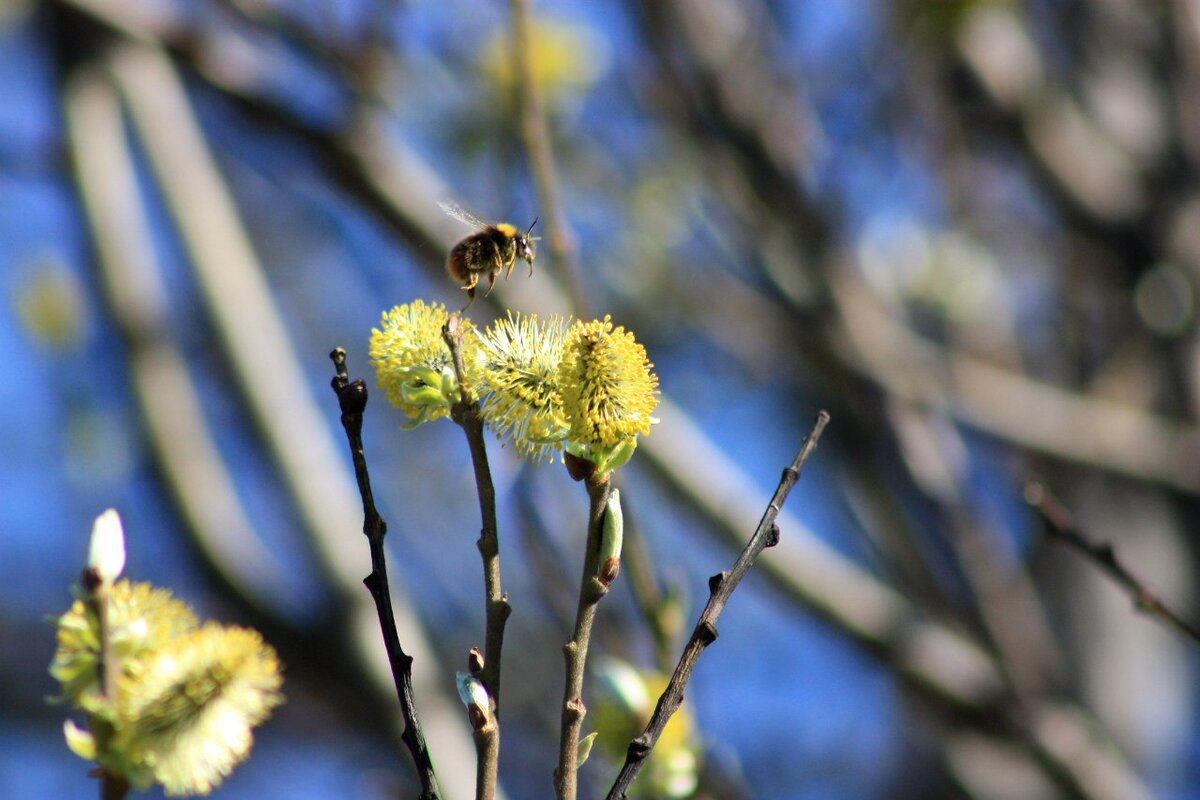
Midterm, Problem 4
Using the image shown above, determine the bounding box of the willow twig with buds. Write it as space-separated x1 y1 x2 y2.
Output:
554 476 615 800
443 313 510 800
606 410 830 799
329 347 441 800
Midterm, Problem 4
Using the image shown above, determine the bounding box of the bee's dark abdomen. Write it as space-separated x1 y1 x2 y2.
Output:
446 227 522 298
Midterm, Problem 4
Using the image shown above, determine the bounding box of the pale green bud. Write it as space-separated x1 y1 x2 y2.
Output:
598 488 623 587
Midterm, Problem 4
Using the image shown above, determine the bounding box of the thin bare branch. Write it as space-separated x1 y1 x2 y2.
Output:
554 477 615 800
329 348 441 800
508 0 588 317
1025 482 1200 646
606 411 828 798
444 313 509 800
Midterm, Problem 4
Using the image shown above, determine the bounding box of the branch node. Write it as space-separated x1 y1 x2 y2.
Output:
467 703 491 732
696 620 719 645
586 575 610 601
1135 590 1156 612
707 571 728 594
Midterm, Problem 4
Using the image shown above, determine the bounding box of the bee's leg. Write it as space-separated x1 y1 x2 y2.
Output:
456 273 475 305
483 271 498 297
486 240 505 277
463 286 477 309
527 259 534 278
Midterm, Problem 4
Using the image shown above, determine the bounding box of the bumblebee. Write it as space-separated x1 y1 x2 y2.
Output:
440 201 539 305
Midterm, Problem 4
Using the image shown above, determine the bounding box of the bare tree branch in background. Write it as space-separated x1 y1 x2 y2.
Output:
1026 482 1200 646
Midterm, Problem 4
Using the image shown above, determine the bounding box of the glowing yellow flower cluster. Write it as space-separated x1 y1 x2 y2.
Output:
559 316 658 445
371 301 659 473
473 311 571 462
51 581 283 797
122 624 282 796
474 313 658 470
369 300 475 428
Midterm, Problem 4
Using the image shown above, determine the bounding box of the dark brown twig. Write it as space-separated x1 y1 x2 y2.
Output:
606 410 830 800
1025 482 1200 646
442 314 509 800
328 348 440 800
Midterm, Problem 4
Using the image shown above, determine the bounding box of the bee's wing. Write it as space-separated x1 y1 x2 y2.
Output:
438 200 488 229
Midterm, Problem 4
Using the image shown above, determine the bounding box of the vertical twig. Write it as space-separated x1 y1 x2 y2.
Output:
606 411 830 800
82 572 129 800
329 348 441 800
509 0 588 317
443 314 510 800
554 476 615 800
472 716 500 800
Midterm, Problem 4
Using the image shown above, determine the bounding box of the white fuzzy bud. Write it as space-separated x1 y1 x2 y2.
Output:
87 508 125 585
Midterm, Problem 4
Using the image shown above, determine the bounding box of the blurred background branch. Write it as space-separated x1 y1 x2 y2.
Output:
3 0 1198 797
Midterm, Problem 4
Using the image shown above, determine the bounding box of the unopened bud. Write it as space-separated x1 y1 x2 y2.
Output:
468 647 485 676
456 672 491 730
87 509 125 587
596 489 623 587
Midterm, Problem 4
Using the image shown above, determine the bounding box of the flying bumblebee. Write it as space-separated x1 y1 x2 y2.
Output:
439 200 539 306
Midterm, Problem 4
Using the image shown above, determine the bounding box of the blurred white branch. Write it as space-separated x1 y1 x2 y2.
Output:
64 61 292 611
834 272 1200 492
102 41 482 800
